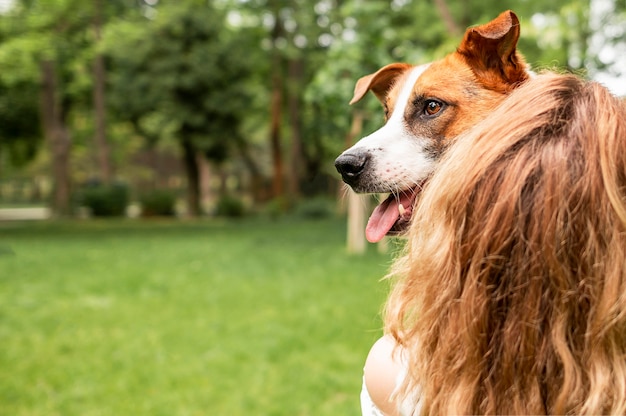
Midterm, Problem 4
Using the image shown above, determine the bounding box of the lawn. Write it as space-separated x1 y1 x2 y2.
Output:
0 217 394 415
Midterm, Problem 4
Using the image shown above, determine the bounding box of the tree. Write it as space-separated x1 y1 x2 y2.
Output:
105 1 255 216
0 0 128 214
0 0 84 215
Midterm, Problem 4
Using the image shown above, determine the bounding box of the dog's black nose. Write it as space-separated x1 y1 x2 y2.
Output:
335 151 370 186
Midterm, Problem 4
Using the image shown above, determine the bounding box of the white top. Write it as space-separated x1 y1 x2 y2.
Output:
361 377 386 416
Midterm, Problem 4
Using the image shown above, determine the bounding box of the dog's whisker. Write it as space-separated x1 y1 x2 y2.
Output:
338 184 355 204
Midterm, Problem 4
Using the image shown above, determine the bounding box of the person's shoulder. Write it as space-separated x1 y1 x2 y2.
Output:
363 335 404 416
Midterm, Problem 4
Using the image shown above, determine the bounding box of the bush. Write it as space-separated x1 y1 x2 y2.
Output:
294 197 336 219
140 190 176 217
79 183 129 217
215 194 245 218
261 196 292 219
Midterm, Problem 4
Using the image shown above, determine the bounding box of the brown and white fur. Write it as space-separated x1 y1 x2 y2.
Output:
335 10 531 243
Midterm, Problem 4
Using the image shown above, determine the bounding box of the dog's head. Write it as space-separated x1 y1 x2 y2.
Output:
335 10 530 243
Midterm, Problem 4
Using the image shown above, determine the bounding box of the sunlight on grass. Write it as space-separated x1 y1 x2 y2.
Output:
0 218 394 415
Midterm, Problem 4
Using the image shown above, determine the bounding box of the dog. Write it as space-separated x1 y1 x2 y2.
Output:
335 10 531 243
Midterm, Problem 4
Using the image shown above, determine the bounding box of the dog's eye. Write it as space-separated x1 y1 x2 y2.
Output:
424 100 444 116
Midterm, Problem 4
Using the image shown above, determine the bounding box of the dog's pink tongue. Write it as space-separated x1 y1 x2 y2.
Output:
366 198 399 243
367 192 414 243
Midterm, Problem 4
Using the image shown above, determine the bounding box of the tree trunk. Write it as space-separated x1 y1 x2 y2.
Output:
92 0 113 183
234 136 267 202
270 71 284 200
344 110 367 254
182 138 201 216
197 154 213 209
269 7 285 202
287 57 304 198
40 60 72 217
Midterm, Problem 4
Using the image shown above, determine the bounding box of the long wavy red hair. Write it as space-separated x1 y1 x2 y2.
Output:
385 73 626 414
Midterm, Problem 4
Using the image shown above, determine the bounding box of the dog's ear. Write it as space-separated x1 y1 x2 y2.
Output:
457 10 529 91
350 63 412 105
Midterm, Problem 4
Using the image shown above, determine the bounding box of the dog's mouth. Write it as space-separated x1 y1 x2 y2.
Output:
365 185 424 243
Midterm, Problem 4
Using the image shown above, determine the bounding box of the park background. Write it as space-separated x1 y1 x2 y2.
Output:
0 0 625 415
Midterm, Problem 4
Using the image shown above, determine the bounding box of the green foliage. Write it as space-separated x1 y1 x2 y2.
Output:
104 1 255 164
78 182 129 217
214 194 246 218
0 0 133 171
0 33 50 85
139 189 177 217
0 219 390 415
0 82 42 167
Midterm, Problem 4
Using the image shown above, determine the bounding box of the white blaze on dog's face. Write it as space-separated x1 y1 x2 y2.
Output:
345 64 437 194
335 10 530 242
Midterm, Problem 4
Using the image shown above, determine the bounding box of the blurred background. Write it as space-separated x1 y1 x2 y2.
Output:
0 0 624 415
0 0 624 218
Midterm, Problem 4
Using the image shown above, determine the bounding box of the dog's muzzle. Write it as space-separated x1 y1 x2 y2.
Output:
334 150 370 189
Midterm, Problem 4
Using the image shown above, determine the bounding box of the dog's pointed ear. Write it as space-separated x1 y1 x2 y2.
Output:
350 63 412 105
457 10 529 91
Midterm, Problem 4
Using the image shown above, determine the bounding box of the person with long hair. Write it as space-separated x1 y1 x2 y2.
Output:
362 73 626 415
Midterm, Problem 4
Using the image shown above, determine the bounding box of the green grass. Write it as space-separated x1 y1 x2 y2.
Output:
0 217 394 415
